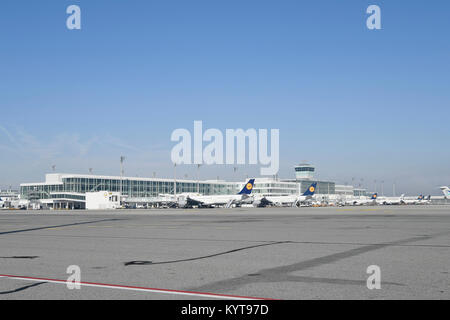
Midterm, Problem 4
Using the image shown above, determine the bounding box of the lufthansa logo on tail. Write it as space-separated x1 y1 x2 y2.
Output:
309 186 315 192
246 183 253 190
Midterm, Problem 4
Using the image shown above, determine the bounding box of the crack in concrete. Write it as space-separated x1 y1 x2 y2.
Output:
0 218 124 236
124 241 292 266
0 256 39 259
0 282 46 295
189 232 449 293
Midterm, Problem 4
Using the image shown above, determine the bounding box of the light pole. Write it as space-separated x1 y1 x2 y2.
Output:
197 164 201 194
120 156 125 202
174 163 177 198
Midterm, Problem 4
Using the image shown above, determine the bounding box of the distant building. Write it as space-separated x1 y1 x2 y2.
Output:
251 178 299 197
353 188 368 197
300 180 335 195
283 163 335 195
0 189 19 201
19 162 363 209
20 173 240 209
335 185 368 197
294 163 315 181
335 185 354 196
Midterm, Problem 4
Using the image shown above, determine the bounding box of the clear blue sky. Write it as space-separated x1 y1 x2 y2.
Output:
0 0 449 195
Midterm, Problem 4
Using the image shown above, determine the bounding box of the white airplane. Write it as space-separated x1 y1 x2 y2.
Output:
256 195 299 207
295 182 318 206
440 186 449 199
183 179 255 208
416 194 432 204
253 183 317 207
400 195 418 205
377 194 406 205
396 194 431 205
345 193 378 206
156 194 183 208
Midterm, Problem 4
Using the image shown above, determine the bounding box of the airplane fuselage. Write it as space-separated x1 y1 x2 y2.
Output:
187 194 245 207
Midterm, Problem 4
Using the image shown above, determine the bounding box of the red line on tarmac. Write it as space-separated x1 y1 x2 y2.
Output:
0 274 274 300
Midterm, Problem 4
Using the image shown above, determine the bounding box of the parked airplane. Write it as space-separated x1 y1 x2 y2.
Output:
416 194 432 204
346 193 378 206
440 186 449 199
400 195 418 205
377 194 406 205
183 179 255 208
254 183 318 207
295 183 318 206
253 195 297 207
381 194 431 205
125 194 194 209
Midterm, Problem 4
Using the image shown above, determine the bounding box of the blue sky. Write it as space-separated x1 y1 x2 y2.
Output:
0 0 449 195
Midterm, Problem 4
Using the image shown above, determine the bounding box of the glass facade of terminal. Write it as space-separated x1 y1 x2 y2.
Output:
21 176 239 200
353 189 367 197
252 182 298 196
49 193 86 201
299 180 335 195
20 174 336 202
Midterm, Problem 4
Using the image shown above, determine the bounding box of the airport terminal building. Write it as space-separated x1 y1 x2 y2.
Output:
19 163 363 209
20 173 240 209
20 174 301 209
282 163 336 195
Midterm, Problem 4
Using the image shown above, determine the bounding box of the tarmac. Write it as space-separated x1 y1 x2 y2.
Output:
0 205 449 300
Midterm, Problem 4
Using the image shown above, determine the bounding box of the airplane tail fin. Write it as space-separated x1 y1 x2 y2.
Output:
238 179 255 195
440 186 449 197
302 183 317 196
371 193 378 200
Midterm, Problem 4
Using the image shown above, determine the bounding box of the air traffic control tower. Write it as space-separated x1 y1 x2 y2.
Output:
291 163 335 195
294 163 315 181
